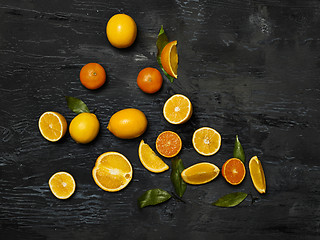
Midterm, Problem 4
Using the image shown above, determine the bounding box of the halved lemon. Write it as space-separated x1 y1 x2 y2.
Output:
192 127 221 156
92 152 133 192
49 172 76 199
163 94 193 124
249 156 266 194
181 162 220 185
138 140 169 173
38 111 67 142
160 40 178 78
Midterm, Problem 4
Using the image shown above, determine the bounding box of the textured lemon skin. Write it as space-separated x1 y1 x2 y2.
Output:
107 108 147 139
106 14 137 48
69 113 100 144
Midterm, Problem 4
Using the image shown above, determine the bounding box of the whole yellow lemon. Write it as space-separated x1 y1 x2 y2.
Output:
69 113 100 144
106 14 137 48
107 108 147 139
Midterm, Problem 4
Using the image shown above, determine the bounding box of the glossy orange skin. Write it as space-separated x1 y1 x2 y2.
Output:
80 63 106 90
137 67 163 94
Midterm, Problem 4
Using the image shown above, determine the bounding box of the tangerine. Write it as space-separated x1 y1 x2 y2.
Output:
156 131 182 158
80 63 106 90
221 158 246 185
137 67 163 94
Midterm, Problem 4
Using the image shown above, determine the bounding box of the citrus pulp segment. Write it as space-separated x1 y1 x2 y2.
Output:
249 156 266 194
156 131 182 158
92 152 133 192
192 127 221 156
138 140 169 173
163 94 193 124
181 162 220 185
221 158 246 185
160 40 178 78
38 111 67 142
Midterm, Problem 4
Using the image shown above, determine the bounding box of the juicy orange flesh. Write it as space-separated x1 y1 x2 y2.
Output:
156 132 181 157
50 174 74 198
140 143 168 170
193 129 220 154
95 154 131 189
164 96 190 122
223 159 245 184
249 157 266 192
170 45 178 75
183 163 219 184
40 114 62 139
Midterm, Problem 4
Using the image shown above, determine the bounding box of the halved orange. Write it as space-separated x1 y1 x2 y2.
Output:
156 131 182 158
92 152 133 192
138 140 169 173
181 162 220 185
192 127 221 156
49 172 76 199
163 94 193 124
221 158 246 185
249 156 266 194
160 40 178 78
38 111 67 142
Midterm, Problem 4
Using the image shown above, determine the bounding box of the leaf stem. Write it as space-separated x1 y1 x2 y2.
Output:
171 192 186 203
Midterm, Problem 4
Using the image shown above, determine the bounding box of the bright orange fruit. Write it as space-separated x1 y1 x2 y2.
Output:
80 63 106 90
221 158 246 185
249 156 266 194
160 40 178 78
192 127 221 156
181 162 220 185
156 131 182 158
38 111 67 142
49 172 76 199
163 94 193 124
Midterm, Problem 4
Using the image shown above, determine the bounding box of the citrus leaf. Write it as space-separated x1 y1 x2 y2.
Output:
138 188 171 208
212 192 248 207
170 157 187 198
65 96 90 114
156 26 175 83
233 135 245 163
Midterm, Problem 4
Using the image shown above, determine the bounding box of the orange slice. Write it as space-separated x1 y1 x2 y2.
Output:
38 111 67 142
163 94 193 124
138 140 169 173
192 127 221 156
249 156 266 194
221 158 246 185
181 162 220 185
49 172 76 199
160 40 178 78
156 131 182 158
92 152 133 192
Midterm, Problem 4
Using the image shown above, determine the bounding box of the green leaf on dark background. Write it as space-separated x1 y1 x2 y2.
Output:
212 192 248 208
138 188 171 208
170 157 187 198
233 135 245 163
156 26 175 83
65 96 90 114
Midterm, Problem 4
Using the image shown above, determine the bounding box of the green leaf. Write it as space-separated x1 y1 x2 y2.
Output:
170 157 187 198
212 192 248 207
138 188 171 208
156 26 175 83
233 135 245 163
65 96 90 114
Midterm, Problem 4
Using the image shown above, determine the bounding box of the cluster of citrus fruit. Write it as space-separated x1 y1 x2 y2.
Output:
38 13 266 200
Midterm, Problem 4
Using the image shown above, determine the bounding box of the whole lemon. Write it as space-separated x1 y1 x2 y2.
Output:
107 108 147 139
106 14 137 48
69 113 100 144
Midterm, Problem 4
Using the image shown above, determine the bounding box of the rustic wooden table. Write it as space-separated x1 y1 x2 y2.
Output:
1 0 319 239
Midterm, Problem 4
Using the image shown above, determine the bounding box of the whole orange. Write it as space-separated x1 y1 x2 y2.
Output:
80 63 106 90
137 67 163 94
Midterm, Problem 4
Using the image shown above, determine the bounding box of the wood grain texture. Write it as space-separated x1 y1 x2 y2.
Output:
1 0 320 239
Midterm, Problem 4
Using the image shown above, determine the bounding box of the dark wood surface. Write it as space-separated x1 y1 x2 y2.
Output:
1 0 319 239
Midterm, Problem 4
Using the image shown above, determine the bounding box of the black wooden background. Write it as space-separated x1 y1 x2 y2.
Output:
1 0 319 239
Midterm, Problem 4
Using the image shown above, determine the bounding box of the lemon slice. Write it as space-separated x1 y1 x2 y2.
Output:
138 140 169 173
192 127 221 156
249 156 266 194
181 162 220 185
38 111 67 142
49 172 76 199
163 94 193 124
